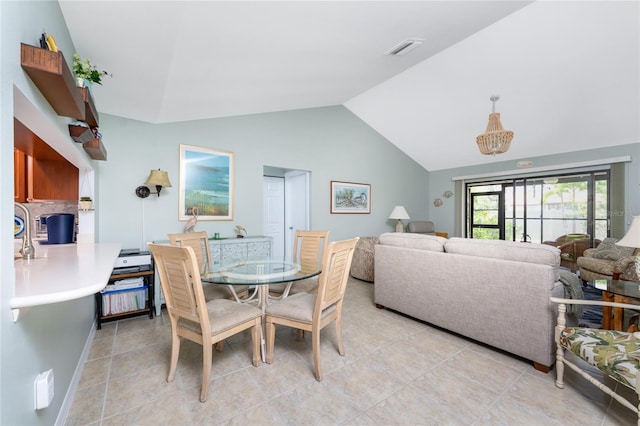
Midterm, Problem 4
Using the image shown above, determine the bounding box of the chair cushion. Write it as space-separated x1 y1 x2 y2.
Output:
266 292 336 323
178 298 261 335
560 327 640 389
288 277 319 294
592 237 635 261
203 284 233 301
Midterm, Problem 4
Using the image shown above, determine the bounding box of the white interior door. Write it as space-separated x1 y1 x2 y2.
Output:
263 176 285 256
284 171 310 257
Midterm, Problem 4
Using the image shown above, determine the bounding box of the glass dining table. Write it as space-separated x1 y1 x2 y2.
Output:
201 256 322 359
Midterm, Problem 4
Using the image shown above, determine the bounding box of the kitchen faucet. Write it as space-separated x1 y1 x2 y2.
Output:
15 202 35 260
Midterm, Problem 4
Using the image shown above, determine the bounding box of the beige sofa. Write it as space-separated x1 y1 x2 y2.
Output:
374 233 565 372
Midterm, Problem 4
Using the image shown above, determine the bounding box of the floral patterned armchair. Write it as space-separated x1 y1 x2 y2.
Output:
577 237 639 282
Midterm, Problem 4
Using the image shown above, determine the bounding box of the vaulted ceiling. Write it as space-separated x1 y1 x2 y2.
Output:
59 1 639 171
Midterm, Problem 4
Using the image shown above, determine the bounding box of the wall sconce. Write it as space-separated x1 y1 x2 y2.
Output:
135 169 172 198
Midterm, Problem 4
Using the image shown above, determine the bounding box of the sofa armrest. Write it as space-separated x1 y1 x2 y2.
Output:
613 255 636 271
612 255 638 281
582 247 598 258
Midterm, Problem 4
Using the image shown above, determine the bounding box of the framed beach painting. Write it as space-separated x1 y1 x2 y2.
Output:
179 144 234 221
330 181 371 214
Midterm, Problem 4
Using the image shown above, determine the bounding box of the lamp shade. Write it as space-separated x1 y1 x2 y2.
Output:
476 113 513 155
388 206 410 233
145 169 172 187
617 216 640 248
388 206 410 220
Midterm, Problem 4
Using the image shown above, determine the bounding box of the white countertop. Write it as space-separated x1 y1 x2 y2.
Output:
11 242 121 319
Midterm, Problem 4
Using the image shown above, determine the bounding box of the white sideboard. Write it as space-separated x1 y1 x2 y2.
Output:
154 236 272 316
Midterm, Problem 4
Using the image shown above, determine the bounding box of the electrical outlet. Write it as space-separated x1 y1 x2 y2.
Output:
34 369 54 410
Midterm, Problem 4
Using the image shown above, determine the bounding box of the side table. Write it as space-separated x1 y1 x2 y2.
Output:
592 279 640 331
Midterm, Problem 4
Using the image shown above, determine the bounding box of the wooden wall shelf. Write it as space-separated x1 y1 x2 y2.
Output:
68 124 95 144
83 138 107 161
79 87 99 127
20 43 84 120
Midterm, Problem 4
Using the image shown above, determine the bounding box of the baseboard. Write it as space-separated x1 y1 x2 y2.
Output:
55 318 97 426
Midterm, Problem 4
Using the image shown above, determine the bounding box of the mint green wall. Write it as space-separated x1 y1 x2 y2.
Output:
97 106 430 248
428 143 640 237
1 2 96 425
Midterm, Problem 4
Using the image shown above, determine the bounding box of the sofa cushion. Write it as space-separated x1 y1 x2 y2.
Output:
592 237 635 261
444 237 560 267
378 232 446 252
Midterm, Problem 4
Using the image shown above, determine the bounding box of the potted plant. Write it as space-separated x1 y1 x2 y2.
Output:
79 196 93 211
72 54 110 88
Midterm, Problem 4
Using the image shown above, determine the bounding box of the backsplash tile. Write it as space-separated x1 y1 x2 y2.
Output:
14 201 78 239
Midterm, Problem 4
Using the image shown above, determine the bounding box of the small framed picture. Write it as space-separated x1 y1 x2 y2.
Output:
330 181 371 214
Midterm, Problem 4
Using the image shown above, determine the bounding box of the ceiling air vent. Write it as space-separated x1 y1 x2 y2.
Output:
384 38 424 56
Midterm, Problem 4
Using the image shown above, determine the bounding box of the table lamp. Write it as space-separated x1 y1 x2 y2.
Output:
616 215 640 280
388 206 410 233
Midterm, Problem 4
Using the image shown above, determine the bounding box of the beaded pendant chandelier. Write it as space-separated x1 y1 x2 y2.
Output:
476 95 514 155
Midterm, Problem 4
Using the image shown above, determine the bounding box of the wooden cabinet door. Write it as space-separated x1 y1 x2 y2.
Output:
29 157 79 200
14 149 27 202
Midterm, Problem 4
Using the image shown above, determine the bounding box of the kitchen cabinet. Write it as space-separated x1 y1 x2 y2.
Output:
27 154 79 200
14 119 79 201
13 149 79 202
14 149 27 202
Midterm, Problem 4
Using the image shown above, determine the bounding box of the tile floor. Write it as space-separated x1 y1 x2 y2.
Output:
65 278 637 425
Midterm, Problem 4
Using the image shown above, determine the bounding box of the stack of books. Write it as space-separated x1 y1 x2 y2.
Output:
101 277 147 315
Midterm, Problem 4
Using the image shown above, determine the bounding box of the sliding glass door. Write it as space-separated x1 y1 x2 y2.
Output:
466 171 610 243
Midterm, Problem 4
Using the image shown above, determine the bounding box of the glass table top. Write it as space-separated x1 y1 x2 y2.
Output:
591 279 640 299
202 256 321 285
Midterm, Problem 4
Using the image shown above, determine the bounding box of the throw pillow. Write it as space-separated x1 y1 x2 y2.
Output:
592 237 635 260
566 233 589 242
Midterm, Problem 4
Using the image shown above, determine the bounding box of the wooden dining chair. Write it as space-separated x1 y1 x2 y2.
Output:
168 231 247 302
148 243 261 402
269 230 329 299
265 237 359 381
